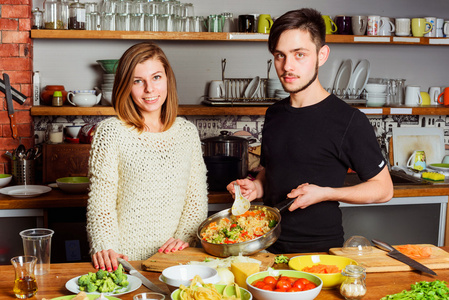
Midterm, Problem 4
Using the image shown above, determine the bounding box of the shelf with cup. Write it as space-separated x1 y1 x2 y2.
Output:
30 104 449 116
30 30 449 45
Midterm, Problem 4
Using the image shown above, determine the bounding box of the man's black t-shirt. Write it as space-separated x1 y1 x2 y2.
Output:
260 95 386 253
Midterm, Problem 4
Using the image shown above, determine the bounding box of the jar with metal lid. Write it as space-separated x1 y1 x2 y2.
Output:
52 91 63 106
44 0 64 29
340 265 367 300
68 0 86 30
32 7 44 29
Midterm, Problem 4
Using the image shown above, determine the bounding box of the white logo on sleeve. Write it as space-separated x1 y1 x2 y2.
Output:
378 160 385 168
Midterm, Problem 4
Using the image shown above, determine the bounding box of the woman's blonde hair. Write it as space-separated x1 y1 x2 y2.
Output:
112 42 178 132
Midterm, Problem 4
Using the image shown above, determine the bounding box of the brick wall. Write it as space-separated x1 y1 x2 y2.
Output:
0 0 33 174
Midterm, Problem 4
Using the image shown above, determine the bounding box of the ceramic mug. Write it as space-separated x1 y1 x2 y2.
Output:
335 15 352 35
352 15 367 35
405 85 422 106
407 150 426 171
395 18 411 36
420 92 430 106
437 87 449 106
257 14 273 33
444 21 449 37
367 15 381 36
424 17 436 37
322 15 337 34
379 17 395 36
435 18 444 37
208 80 225 99
238 14 254 32
429 86 442 105
411 18 432 37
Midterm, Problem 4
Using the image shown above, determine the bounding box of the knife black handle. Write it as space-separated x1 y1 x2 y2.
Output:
275 197 296 214
372 239 395 252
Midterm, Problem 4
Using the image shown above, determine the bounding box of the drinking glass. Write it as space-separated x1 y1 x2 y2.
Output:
101 12 116 30
11 256 38 299
116 13 130 31
101 0 117 14
144 14 159 31
130 13 145 31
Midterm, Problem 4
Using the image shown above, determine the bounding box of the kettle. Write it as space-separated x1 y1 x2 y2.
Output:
202 131 249 191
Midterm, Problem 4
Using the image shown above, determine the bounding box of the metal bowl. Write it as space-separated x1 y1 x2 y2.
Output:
197 204 281 257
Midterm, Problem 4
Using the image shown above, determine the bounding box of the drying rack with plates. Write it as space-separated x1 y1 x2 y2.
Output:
202 59 282 106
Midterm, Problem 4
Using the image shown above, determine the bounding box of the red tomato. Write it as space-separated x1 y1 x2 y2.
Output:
292 279 305 290
263 276 277 285
262 284 274 291
253 281 265 289
287 287 302 292
304 283 317 290
276 279 291 290
296 278 310 286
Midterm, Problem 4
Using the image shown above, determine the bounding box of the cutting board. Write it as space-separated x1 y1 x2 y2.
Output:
330 244 449 273
141 248 276 272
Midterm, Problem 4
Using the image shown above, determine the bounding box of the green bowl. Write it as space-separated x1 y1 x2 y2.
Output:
0 174 12 188
171 284 252 300
96 59 119 74
56 177 90 194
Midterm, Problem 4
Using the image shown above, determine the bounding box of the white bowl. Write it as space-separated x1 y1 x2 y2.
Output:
65 125 83 138
0 174 12 187
365 83 387 93
102 91 113 105
246 270 322 300
161 265 220 292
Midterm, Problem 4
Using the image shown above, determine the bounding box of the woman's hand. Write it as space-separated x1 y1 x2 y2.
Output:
158 237 189 254
92 249 129 272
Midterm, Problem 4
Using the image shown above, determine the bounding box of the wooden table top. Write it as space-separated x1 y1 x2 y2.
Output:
1 249 448 300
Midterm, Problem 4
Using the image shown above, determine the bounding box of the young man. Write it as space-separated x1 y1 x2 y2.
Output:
228 8 393 253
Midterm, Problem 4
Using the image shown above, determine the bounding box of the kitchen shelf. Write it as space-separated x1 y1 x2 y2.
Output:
31 30 449 45
30 105 449 116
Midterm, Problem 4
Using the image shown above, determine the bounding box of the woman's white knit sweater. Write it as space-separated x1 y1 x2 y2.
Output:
86 117 208 260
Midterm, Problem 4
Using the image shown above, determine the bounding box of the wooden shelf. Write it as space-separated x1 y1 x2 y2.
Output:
30 104 449 116
31 30 449 45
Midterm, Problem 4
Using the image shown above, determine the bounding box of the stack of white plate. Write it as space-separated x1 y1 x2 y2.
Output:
101 74 115 105
365 83 387 107
267 78 283 98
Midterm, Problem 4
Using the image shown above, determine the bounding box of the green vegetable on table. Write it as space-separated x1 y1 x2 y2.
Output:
274 255 289 264
78 264 129 294
381 280 449 300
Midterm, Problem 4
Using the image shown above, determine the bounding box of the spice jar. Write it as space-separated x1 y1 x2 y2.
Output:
41 85 67 106
52 91 63 106
340 265 367 300
32 7 44 29
44 0 64 29
68 0 86 30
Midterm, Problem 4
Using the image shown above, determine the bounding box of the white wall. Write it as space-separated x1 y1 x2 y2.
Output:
33 0 449 104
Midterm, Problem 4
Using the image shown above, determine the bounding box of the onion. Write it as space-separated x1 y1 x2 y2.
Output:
216 267 235 285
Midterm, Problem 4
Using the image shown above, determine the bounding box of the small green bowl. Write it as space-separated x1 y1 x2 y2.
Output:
56 176 90 194
96 59 119 74
0 174 12 188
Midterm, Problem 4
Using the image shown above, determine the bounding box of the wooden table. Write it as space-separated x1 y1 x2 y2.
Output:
1 249 448 300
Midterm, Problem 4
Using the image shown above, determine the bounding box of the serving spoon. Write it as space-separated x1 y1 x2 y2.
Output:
231 183 251 216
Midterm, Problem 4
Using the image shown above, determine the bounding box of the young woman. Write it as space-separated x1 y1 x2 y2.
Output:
87 42 208 271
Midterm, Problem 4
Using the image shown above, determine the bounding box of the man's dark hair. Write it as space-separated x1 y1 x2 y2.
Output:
268 8 326 54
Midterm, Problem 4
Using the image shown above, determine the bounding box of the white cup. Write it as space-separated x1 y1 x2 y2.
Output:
435 18 444 37
442 155 449 164
405 85 422 106
395 18 411 36
208 80 225 99
424 17 437 37
444 21 449 37
367 15 380 36
429 86 442 105
379 17 395 36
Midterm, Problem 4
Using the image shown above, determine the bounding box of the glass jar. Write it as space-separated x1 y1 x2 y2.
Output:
44 0 64 29
68 0 86 30
340 265 367 300
32 8 44 29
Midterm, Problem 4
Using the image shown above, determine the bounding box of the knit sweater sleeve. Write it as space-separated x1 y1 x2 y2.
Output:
86 118 121 255
172 122 208 245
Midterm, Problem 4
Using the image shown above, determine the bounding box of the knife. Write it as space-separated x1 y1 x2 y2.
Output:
372 239 436 275
3 74 18 139
117 258 168 295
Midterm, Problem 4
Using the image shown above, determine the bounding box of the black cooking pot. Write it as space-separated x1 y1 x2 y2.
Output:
202 131 249 191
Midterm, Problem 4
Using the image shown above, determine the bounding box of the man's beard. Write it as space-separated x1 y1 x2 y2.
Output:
281 61 319 94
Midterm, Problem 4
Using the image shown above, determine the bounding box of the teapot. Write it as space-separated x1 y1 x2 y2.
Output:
67 91 102 107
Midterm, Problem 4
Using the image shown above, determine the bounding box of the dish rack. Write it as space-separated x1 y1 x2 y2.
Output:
203 59 281 106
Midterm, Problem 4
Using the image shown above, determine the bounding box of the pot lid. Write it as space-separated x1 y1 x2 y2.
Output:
202 130 248 143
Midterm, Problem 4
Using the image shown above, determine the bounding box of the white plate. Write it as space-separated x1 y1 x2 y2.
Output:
333 59 353 93
347 59 370 97
244 76 260 99
428 164 449 172
65 274 142 296
0 185 52 198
